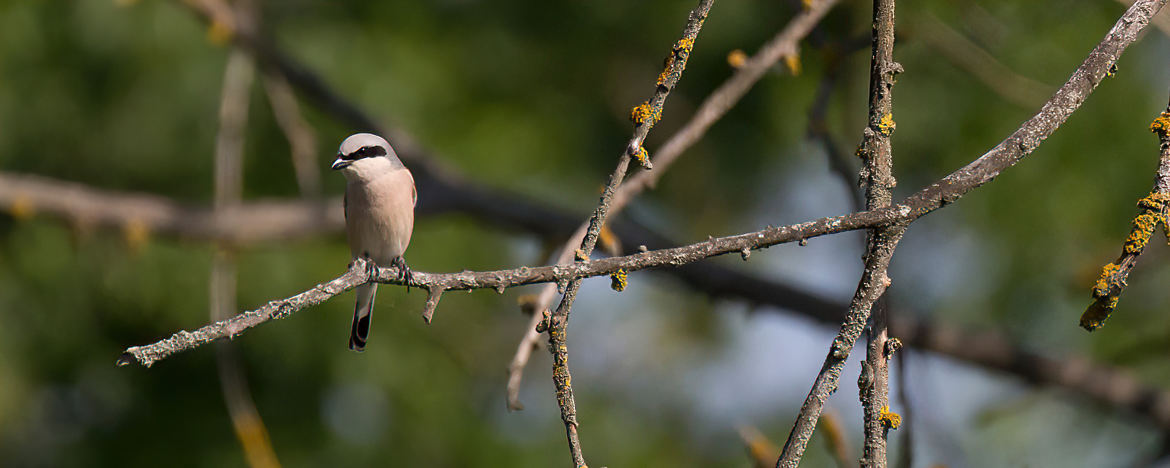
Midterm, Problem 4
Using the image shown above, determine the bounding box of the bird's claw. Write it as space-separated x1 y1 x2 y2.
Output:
363 255 378 282
393 256 413 292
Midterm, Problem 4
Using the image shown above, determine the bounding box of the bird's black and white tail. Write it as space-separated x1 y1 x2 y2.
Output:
349 284 377 351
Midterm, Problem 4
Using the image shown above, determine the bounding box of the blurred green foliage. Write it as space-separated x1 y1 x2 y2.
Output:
2 0 1170 466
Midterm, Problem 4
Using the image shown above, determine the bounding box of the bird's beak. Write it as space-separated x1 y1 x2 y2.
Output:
331 158 350 170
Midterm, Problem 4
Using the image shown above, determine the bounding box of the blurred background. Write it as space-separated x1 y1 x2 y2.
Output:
3 0 1170 466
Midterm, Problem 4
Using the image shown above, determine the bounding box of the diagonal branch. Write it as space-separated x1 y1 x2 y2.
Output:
544 3 715 465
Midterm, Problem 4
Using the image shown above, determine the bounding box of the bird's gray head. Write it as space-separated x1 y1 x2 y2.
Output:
331 133 404 179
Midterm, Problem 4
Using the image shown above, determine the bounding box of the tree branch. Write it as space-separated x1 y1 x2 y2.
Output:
859 0 899 466
116 205 907 368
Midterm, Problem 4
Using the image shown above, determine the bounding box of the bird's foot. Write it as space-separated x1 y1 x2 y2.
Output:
362 254 378 282
393 256 413 292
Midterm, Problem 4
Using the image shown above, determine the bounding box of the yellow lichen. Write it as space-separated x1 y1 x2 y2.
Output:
879 406 901 429
1124 212 1159 254
802 0 815 10
726 49 747 69
610 268 628 292
629 100 660 126
673 37 695 58
783 53 801 76
1151 111 1170 138
1092 263 1121 298
1137 191 1170 211
631 146 649 166
8 195 34 220
877 113 896 136
657 59 674 87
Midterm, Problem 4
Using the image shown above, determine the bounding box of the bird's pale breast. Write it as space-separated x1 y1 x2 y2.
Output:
345 167 415 264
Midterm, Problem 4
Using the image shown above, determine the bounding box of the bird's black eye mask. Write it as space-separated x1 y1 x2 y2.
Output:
339 145 388 161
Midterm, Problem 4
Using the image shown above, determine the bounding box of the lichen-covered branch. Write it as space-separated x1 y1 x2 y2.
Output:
859 0 900 466
1081 103 1170 330
546 2 715 464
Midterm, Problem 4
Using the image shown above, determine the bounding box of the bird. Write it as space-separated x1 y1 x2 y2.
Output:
331 133 416 351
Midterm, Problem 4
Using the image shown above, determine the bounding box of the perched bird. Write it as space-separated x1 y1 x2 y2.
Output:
331 133 416 351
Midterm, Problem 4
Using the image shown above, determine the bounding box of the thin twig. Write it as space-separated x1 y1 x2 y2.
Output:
738 425 781 468
506 0 841 412
545 3 715 465
261 72 321 198
912 13 1052 110
819 410 852 468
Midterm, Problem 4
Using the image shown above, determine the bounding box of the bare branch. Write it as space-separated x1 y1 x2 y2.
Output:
261 72 321 198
